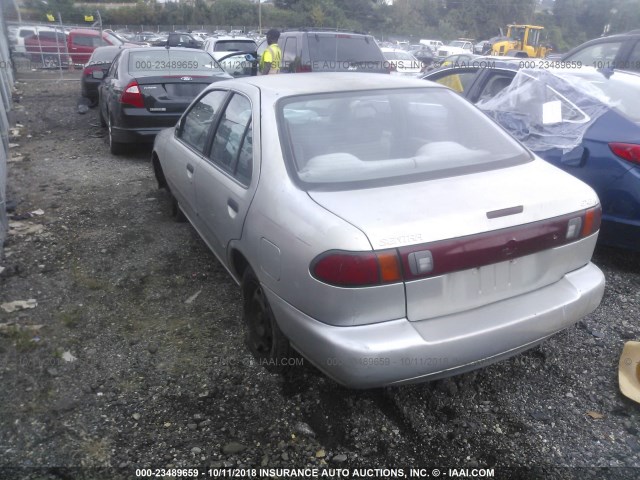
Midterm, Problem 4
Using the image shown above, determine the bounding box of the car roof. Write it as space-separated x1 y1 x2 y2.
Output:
216 72 443 96
209 36 255 42
282 29 372 37
123 46 208 54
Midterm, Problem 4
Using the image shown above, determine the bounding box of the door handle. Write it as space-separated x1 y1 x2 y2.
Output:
227 198 239 218
186 163 194 174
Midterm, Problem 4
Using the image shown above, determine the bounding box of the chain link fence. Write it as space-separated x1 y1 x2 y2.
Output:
0 8 15 250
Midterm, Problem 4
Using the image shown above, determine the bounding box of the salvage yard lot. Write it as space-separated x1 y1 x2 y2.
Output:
1 71 640 478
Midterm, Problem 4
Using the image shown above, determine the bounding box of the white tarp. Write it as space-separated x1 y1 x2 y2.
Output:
477 67 613 152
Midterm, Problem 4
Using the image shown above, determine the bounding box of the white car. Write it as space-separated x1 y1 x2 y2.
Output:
152 73 605 388
438 40 474 58
381 48 423 76
203 36 257 62
420 39 444 50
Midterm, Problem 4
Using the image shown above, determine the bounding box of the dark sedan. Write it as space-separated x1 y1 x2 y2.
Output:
98 47 232 155
423 60 640 250
82 46 130 106
561 30 640 72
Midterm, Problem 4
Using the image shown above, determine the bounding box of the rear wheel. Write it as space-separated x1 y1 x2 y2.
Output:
98 104 106 127
107 114 125 155
170 192 187 222
42 55 59 68
242 268 292 371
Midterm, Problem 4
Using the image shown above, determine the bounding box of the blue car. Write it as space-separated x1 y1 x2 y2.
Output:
423 59 640 250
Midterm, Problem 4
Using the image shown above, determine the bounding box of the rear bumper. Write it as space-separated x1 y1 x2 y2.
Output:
111 110 180 144
266 262 605 389
111 126 166 144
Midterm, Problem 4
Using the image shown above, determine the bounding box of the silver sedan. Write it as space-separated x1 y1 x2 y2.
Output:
151 73 605 388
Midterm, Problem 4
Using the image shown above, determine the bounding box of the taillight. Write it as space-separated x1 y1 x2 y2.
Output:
311 206 601 287
311 250 402 287
609 142 640 165
295 64 312 73
387 62 397 73
120 80 144 108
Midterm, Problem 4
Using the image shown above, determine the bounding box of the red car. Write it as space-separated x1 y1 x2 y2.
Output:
24 28 133 67
24 30 70 67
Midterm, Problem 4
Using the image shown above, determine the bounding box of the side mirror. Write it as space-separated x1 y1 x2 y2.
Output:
92 70 105 79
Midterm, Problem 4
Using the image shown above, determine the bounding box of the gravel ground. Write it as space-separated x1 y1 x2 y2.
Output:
1 71 639 480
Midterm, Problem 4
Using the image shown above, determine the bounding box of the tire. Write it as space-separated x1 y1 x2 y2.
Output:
242 268 292 371
170 192 187 223
43 55 59 69
98 105 106 127
107 114 125 155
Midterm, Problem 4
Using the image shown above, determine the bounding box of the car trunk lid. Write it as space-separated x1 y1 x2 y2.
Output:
307 159 600 320
135 74 229 113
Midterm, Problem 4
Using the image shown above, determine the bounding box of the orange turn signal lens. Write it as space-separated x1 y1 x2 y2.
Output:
376 251 402 283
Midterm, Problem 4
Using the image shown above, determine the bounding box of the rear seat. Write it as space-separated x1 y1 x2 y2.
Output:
287 103 390 167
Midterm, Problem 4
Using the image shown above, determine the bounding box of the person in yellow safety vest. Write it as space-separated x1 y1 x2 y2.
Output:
260 29 282 75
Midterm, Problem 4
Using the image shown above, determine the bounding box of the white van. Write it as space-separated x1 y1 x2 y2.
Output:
419 39 444 50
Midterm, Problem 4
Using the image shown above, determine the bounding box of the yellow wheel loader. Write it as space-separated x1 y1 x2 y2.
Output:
490 25 549 58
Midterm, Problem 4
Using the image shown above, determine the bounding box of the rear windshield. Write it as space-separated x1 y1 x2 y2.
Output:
213 40 256 51
278 88 529 188
89 47 120 64
384 51 415 61
128 50 224 76
308 34 384 63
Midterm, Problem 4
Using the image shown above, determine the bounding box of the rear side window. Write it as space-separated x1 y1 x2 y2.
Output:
209 94 253 182
180 90 228 153
565 41 623 67
279 88 529 187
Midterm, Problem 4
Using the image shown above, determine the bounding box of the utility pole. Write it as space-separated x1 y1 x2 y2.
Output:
259 0 262 35
11 0 22 23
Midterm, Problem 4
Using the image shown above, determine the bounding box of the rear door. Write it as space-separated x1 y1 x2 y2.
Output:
194 88 259 258
168 89 229 221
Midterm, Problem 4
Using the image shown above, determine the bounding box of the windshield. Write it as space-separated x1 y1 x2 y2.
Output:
278 88 529 187
128 50 225 76
449 41 467 48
